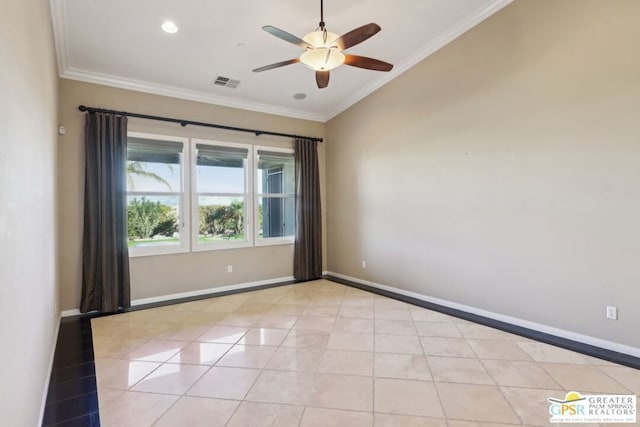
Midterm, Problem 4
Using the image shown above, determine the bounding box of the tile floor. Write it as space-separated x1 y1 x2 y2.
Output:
91 279 639 426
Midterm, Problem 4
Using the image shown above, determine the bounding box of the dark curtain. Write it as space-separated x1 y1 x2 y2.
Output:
80 112 131 313
293 139 322 281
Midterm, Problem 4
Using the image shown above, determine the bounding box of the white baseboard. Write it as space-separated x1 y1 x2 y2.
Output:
131 276 295 306
39 313 62 426
60 276 295 316
328 271 640 359
61 308 81 317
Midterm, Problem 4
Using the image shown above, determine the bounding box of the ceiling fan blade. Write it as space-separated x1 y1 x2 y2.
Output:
253 58 300 72
344 54 393 71
316 71 330 89
262 26 312 49
335 23 381 50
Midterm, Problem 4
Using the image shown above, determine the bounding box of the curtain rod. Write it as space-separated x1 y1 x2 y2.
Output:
78 105 323 143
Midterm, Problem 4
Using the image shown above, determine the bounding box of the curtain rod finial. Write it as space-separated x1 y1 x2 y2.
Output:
78 105 88 112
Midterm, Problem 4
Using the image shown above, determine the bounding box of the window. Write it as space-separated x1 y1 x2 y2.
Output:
126 133 189 256
125 133 296 256
255 147 295 245
193 140 252 250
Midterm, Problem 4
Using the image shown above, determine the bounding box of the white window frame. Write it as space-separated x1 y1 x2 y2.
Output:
254 146 295 247
126 132 190 257
191 139 253 251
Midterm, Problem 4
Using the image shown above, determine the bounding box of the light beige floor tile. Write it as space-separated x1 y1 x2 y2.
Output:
237 327 289 346
467 339 533 361
517 342 590 364
436 382 519 423
99 391 178 427
482 359 561 389
270 304 308 315
301 407 372 427
246 294 284 304
455 324 522 340
375 307 412 321
319 350 373 376
187 366 260 399
95 358 161 390
374 297 408 309
167 342 232 365
125 339 189 362
93 337 148 358
447 421 523 427
202 300 244 313
246 370 316 405
303 305 340 317
253 314 299 329
410 308 455 322
540 363 631 393
185 311 229 325
327 331 374 351
131 363 209 394
293 316 336 331
226 401 304 427
215 344 277 369
281 330 330 349
500 386 569 426
375 319 418 336
374 378 444 417
154 324 211 341
376 334 423 354
97 388 125 409
333 317 374 333
153 396 239 427
196 325 248 344
309 373 373 411
374 413 448 427
339 306 375 319
218 313 262 326
341 297 375 308
414 321 462 338
374 353 432 380
428 356 494 385
420 336 477 357
309 295 344 306
600 365 640 394
266 347 325 372
235 302 275 314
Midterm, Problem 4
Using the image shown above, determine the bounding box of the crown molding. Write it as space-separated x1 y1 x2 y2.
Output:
60 67 326 122
323 0 514 121
51 0 513 124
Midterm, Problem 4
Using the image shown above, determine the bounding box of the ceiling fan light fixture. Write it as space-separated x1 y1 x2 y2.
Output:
302 30 339 48
300 48 345 71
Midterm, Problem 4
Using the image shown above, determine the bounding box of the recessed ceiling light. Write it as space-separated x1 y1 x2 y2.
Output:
161 21 178 34
293 93 307 100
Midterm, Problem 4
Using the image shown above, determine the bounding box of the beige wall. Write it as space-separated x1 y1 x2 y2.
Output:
58 79 326 309
0 0 60 424
326 0 640 348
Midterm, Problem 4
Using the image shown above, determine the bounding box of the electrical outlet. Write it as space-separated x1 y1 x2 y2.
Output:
362 261 366 269
227 265 233 273
606 306 617 320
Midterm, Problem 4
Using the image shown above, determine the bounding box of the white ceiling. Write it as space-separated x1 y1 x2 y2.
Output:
51 0 512 122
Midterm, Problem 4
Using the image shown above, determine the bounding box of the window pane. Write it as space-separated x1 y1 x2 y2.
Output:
258 196 295 238
127 138 183 192
198 196 246 242
127 195 180 248
257 150 294 194
196 145 247 193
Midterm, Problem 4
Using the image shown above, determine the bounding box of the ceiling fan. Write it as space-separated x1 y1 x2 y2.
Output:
253 0 393 89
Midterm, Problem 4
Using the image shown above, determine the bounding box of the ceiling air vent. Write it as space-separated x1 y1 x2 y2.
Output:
213 76 240 89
